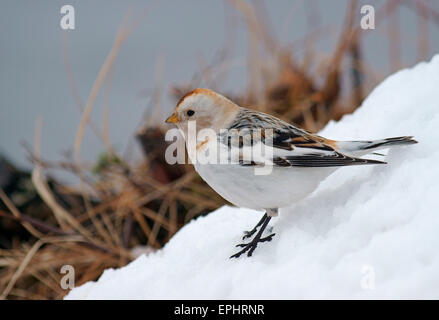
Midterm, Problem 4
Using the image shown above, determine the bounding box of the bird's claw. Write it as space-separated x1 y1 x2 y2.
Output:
242 229 257 240
260 233 275 242
230 233 276 258
242 225 273 240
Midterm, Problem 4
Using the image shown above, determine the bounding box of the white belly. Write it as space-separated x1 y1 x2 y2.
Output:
194 163 336 210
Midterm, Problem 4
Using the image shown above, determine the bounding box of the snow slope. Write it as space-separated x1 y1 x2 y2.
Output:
66 56 439 299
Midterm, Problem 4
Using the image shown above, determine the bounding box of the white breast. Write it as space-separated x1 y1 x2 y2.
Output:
194 162 335 210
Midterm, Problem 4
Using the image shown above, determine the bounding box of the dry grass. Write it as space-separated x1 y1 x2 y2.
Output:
0 0 437 299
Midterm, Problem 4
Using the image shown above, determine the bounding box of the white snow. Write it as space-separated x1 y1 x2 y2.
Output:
66 55 439 300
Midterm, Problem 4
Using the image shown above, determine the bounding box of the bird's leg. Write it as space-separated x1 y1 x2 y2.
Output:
266 208 278 217
264 208 277 234
230 213 275 259
242 213 268 240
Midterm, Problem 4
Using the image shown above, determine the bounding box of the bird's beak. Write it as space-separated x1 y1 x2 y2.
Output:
165 112 179 124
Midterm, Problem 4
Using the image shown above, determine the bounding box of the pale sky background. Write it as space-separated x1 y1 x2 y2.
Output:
1 0 438 182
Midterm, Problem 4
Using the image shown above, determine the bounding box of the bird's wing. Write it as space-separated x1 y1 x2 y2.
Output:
222 108 386 168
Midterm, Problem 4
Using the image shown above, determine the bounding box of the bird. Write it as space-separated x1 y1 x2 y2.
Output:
165 88 417 258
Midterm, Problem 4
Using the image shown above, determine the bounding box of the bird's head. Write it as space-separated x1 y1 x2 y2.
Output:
165 88 239 135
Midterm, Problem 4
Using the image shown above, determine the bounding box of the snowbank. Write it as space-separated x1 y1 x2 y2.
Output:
66 56 439 299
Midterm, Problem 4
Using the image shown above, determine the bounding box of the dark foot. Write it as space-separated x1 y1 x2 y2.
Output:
236 233 276 247
230 233 276 258
230 214 274 259
242 213 268 240
242 229 257 240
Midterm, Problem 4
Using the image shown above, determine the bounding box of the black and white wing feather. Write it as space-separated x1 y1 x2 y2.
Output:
222 108 386 168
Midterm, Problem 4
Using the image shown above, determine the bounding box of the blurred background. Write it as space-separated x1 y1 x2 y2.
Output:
0 0 438 299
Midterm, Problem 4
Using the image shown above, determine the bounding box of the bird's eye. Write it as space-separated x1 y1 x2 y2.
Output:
187 110 195 116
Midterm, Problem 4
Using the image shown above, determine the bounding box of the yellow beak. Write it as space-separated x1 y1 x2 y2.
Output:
165 112 179 123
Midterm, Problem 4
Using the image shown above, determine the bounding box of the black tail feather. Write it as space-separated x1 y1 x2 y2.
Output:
362 136 418 150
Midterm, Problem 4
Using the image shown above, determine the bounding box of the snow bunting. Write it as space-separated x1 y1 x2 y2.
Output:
165 88 417 258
